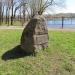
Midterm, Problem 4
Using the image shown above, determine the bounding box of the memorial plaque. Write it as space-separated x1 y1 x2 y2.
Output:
34 34 48 44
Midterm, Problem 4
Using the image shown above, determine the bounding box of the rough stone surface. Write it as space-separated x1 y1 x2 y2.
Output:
20 15 48 53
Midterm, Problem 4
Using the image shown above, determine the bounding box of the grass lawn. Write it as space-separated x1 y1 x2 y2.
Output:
0 30 75 75
1 21 22 26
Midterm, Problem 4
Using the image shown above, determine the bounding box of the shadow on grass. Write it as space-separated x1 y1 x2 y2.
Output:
2 45 33 61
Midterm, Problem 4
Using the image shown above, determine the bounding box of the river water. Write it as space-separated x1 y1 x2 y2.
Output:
47 18 75 28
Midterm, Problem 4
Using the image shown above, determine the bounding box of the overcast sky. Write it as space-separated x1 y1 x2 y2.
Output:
59 0 75 13
44 0 75 14
2 0 74 15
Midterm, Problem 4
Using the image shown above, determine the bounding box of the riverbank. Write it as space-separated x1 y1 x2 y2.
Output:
48 28 75 32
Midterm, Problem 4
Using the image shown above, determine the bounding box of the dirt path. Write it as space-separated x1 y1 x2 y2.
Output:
0 26 75 32
0 26 24 29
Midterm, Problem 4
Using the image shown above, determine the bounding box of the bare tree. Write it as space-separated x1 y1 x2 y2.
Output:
28 0 65 17
14 0 28 25
0 0 2 25
11 0 14 25
14 0 64 18
5 0 11 25
20 0 65 54
1 0 5 23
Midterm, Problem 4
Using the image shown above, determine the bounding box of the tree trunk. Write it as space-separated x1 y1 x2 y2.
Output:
23 5 26 22
20 15 48 54
0 2 2 25
6 8 8 24
2 6 4 23
11 0 14 25
7 9 10 26
20 7 22 22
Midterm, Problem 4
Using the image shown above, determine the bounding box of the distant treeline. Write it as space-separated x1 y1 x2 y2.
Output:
46 13 75 19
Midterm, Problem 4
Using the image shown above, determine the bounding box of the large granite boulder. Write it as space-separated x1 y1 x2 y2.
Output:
20 15 48 54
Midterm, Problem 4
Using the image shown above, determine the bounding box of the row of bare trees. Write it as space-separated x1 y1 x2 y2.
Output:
0 0 64 26
0 0 28 26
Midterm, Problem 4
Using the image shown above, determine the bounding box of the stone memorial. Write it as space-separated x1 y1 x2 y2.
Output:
20 15 48 54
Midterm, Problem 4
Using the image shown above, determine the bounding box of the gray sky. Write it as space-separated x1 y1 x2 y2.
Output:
44 0 75 14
